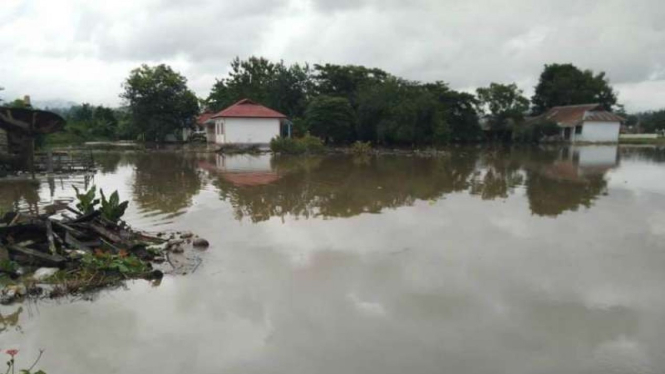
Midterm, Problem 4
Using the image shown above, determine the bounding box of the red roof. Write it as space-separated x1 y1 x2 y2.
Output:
211 99 287 119
537 104 624 127
196 112 215 125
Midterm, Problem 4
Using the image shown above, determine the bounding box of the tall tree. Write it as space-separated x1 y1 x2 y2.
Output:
121 64 199 141
531 63 617 114
305 96 356 144
207 57 313 118
426 82 482 143
476 82 530 133
313 64 389 107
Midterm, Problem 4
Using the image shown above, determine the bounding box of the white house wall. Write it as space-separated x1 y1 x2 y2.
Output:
575 121 620 142
214 118 280 144
215 154 273 172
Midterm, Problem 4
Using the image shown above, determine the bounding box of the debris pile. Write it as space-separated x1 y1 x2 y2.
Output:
0 204 208 304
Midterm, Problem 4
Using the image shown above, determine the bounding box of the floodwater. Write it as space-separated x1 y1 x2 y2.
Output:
1 145 665 374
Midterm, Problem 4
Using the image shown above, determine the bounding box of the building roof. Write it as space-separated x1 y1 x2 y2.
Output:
539 104 624 127
0 106 65 134
196 112 215 125
211 99 287 119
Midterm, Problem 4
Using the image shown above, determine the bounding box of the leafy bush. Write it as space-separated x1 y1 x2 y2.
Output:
270 135 325 155
299 134 325 153
100 189 129 223
351 141 372 155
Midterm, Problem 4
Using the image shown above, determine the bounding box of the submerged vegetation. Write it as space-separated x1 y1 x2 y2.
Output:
270 134 325 154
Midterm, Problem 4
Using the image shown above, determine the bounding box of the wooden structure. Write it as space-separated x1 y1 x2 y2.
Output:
0 106 66 175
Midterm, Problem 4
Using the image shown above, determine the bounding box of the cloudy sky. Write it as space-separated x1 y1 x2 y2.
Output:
1 0 664 111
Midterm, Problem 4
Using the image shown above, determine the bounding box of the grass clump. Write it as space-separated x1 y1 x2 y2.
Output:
270 135 325 155
351 141 373 155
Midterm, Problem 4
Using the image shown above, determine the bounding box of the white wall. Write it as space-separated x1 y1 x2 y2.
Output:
214 118 280 144
574 121 620 143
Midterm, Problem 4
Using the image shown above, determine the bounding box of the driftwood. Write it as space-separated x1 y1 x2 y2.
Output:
64 231 92 253
7 244 65 266
0 206 166 268
45 219 57 255
87 223 125 245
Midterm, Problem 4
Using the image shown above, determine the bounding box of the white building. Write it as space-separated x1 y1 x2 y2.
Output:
539 104 624 143
204 99 286 144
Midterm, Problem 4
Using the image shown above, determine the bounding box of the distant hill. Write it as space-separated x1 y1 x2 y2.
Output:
32 99 77 110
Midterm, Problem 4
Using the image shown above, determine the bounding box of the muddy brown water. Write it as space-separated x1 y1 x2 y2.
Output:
1 145 664 374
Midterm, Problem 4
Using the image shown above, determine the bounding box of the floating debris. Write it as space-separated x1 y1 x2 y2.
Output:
0 188 208 303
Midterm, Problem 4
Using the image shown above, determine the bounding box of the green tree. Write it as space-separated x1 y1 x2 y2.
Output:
531 63 617 114
121 64 199 141
6 98 30 108
305 96 356 144
476 83 529 132
313 64 389 107
206 57 313 119
426 83 482 143
637 109 665 133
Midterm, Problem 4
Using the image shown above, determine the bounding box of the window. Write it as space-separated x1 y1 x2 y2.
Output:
575 125 582 135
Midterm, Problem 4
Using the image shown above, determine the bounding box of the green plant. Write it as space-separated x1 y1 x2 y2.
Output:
72 185 99 214
270 135 325 155
3 349 47 374
81 251 148 275
99 189 129 223
0 259 19 275
299 134 325 153
351 141 372 155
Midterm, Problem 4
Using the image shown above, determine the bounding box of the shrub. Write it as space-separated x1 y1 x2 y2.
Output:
270 135 326 155
351 141 372 155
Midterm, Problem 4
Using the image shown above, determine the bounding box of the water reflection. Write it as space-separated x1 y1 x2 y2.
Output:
206 146 621 221
131 153 204 216
0 306 22 334
0 180 41 214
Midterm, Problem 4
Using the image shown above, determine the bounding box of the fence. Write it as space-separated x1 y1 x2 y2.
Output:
34 150 95 173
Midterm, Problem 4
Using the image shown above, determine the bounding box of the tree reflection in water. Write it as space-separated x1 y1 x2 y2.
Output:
206 145 621 222
132 152 204 216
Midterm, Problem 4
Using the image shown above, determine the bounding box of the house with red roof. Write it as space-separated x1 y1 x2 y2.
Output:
537 104 624 142
202 99 287 144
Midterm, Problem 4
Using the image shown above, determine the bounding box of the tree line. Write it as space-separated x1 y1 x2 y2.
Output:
6 58 652 145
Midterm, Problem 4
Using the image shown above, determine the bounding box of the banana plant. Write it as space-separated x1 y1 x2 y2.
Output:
99 189 129 223
73 185 99 214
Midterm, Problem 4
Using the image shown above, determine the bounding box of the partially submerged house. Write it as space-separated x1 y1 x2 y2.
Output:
538 104 624 143
203 99 287 144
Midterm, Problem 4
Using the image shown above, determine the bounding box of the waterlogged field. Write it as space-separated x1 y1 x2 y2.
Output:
1 145 665 374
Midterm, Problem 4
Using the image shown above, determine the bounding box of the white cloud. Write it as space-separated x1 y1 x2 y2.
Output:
0 0 664 111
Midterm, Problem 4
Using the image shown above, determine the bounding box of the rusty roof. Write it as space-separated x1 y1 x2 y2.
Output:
538 104 624 127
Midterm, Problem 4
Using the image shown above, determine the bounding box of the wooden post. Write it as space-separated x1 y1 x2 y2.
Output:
29 137 35 180
47 149 53 174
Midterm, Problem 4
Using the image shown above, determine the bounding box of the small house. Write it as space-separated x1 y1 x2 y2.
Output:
204 99 287 145
539 104 624 143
